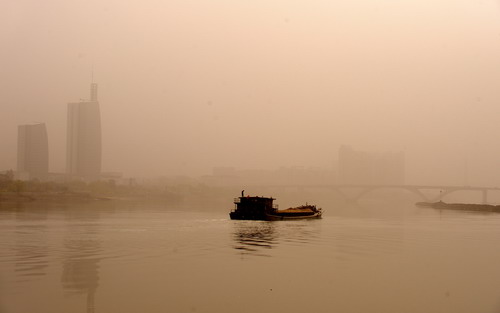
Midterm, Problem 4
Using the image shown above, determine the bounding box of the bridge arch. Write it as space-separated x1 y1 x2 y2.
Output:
329 185 496 204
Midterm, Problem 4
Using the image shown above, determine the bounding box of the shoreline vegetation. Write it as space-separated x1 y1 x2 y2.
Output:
0 176 235 206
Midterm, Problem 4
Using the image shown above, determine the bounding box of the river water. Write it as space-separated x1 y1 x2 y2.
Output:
1 200 500 313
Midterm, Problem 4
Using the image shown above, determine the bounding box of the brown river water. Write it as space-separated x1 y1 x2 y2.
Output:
1 200 500 313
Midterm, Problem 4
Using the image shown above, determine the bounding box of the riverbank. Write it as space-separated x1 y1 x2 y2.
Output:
0 190 223 209
0 191 108 202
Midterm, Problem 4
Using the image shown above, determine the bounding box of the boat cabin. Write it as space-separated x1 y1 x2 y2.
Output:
230 196 276 220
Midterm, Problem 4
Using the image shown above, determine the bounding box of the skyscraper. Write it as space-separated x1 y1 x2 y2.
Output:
66 83 102 180
338 145 405 185
17 123 49 180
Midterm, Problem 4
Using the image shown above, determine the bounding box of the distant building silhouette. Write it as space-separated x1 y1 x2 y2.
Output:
66 83 102 180
17 123 49 180
202 166 335 187
338 145 405 185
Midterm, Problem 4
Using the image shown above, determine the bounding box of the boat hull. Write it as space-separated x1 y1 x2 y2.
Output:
229 194 323 220
229 211 322 221
416 201 500 213
264 212 322 221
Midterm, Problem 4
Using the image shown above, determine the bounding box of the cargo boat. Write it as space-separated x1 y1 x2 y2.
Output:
416 201 500 213
229 192 322 221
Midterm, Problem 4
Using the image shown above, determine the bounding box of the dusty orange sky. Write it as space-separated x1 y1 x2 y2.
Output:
1 0 500 185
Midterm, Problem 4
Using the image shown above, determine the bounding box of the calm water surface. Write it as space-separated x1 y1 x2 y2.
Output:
1 201 500 313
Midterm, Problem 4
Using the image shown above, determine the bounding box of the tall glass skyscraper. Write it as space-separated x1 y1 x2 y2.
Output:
17 123 49 180
66 83 102 180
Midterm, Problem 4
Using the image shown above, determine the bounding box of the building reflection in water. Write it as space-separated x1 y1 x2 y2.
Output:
61 207 103 313
233 222 277 257
13 205 49 282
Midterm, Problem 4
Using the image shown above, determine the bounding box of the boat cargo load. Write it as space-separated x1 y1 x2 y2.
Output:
229 191 322 221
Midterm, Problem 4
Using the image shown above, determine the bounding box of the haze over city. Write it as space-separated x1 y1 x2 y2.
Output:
5 3 500 313
2 0 500 185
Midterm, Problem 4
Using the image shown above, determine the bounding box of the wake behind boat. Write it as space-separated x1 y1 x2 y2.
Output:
229 191 322 221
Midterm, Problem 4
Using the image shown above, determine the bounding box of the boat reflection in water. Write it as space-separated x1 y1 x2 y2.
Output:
233 222 277 257
232 218 322 257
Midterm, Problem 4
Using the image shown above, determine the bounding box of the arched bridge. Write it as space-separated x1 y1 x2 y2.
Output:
258 184 500 204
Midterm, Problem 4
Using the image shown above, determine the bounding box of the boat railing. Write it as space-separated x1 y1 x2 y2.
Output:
273 204 279 209
234 198 240 204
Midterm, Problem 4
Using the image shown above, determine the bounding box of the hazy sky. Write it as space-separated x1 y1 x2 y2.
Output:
2 0 500 185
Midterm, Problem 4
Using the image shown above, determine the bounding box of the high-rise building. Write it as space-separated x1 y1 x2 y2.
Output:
338 145 405 185
66 83 102 180
17 123 49 180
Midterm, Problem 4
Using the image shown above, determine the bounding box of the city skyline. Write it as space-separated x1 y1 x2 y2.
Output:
1 0 500 185
3 3 500 313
